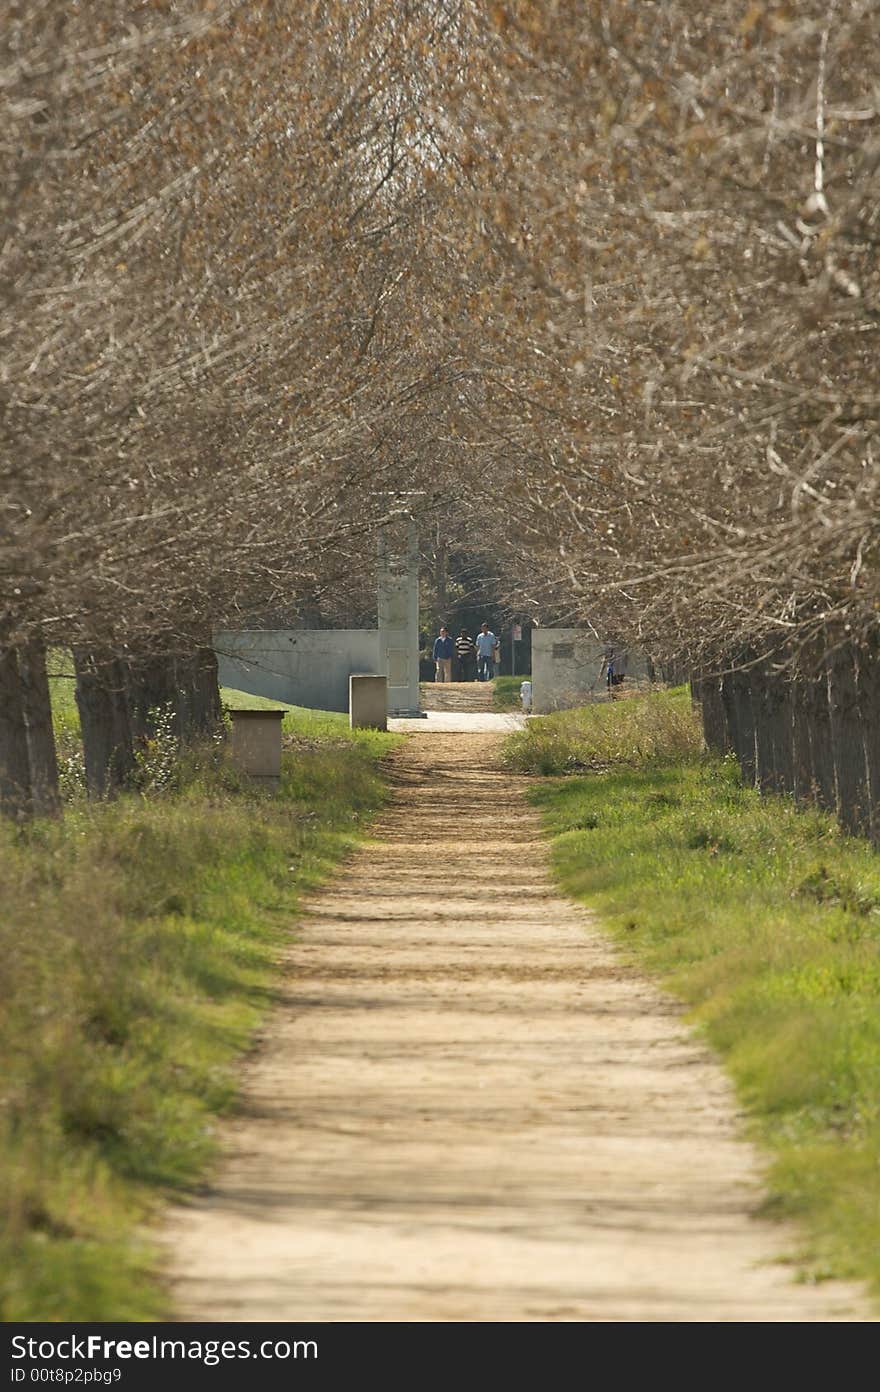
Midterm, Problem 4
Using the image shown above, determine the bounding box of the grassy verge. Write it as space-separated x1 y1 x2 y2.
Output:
509 688 880 1297
503 682 701 770
220 685 351 734
2 693 398 1320
492 674 531 711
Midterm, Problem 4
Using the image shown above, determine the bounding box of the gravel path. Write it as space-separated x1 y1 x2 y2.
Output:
164 733 869 1321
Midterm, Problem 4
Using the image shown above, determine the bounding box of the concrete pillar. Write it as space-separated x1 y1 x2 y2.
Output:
349 675 388 730
377 520 423 716
229 709 285 788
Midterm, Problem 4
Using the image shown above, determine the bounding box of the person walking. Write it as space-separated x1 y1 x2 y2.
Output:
433 625 454 682
474 622 497 682
602 642 628 697
454 629 477 682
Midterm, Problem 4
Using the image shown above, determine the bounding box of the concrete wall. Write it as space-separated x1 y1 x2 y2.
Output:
215 630 382 713
531 629 650 714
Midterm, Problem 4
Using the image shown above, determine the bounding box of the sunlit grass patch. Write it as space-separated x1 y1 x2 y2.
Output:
504 684 702 773
46 647 79 737
220 684 347 735
492 674 530 710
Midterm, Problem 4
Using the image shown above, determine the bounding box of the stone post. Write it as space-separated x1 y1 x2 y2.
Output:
377 520 424 717
349 675 388 730
229 709 285 789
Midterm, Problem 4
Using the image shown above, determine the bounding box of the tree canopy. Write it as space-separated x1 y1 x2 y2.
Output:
3 0 879 663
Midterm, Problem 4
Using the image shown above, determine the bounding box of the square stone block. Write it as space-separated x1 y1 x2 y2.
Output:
229 709 285 786
350 674 387 730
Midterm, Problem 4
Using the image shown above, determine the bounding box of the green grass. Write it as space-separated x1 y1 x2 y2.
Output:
492 674 531 711
46 648 78 730
510 689 880 1298
46 652 81 787
503 682 701 772
221 685 344 733
45 661 391 794
219 685 393 761
1 682 399 1321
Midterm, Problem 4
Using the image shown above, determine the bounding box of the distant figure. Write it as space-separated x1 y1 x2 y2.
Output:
602 642 628 696
454 629 477 682
474 622 497 682
433 625 453 682
520 679 533 713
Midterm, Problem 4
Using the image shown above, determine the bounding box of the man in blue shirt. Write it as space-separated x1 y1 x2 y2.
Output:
474 622 497 682
432 625 454 682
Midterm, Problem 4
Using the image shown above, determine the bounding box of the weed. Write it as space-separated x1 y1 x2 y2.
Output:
795 865 880 919
685 826 738 854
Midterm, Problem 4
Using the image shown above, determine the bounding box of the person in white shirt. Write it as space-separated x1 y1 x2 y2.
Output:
474 622 497 682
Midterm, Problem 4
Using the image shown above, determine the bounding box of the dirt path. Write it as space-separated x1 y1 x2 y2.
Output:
420 680 496 712
164 733 869 1321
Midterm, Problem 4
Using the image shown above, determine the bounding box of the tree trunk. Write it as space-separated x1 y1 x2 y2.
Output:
857 628 880 844
126 651 178 742
127 644 221 747
0 645 32 819
827 639 870 837
660 655 690 687
689 674 703 730
19 639 60 817
698 670 729 755
74 650 135 798
800 645 837 812
187 646 223 739
751 660 774 792
752 658 793 797
730 657 756 787
773 665 795 796
791 671 816 807
171 654 196 744
719 663 740 760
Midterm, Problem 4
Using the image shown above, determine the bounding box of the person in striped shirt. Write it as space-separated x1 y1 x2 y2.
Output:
454 629 477 681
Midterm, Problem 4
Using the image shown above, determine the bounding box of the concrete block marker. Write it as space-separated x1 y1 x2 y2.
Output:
228 709 285 788
350 674 387 730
